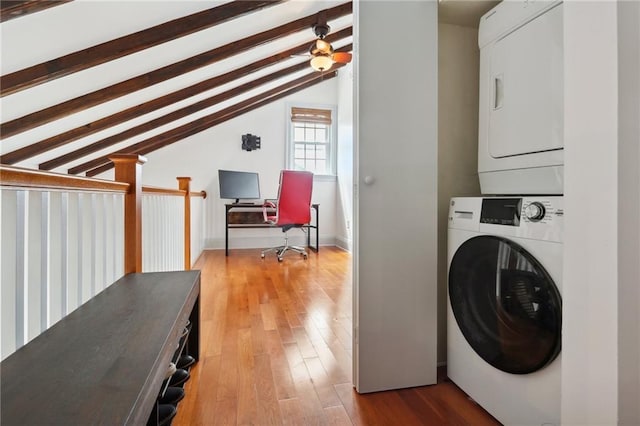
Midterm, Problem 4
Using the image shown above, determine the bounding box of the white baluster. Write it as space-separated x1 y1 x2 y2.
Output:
61 192 69 315
2 190 18 359
66 193 79 312
100 194 107 292
15 191 28 349
40 192 51 332
90 193 96 298
77 193 84 306
114 194 124 279
48 192 63 324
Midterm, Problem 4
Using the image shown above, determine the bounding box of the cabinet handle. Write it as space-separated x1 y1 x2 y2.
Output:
494 74 504 110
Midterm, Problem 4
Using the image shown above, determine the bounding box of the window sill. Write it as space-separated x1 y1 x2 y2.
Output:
313 174 337 183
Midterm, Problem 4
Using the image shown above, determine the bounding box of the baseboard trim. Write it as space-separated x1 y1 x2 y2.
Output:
335 236 352 252
205 235 338 250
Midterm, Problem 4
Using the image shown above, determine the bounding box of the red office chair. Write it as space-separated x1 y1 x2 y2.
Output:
261 170 314 262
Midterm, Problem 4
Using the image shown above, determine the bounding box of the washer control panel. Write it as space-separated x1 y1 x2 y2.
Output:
449 196 564 243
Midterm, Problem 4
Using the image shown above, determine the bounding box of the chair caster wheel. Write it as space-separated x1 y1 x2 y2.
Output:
277 257 283 262
261 253 265 259
303 254 308 259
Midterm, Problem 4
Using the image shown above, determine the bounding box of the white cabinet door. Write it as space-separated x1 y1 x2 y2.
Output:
353 0 438 393
488 3 563 158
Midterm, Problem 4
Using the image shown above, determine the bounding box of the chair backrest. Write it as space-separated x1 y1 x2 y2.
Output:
275 170 313 226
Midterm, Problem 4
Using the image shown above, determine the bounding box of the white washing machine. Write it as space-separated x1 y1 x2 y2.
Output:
447 197 563 425
478 1 564 194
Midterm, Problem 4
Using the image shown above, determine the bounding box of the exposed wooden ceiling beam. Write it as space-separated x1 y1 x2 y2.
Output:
77 69 341 177
0 1 283 96
0 29 352 166
40 60 312 171
85 74 336 177
0 1 71 23
0 1 352 139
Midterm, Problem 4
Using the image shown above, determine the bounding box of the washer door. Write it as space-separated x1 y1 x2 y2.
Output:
449 235 562 374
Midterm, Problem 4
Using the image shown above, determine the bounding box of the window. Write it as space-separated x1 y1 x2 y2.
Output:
286 105 336 176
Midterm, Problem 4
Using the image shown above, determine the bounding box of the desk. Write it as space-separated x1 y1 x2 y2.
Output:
0 271 200 426
225 203 319 256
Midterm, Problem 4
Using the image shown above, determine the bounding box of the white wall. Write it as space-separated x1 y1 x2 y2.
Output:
437 22 482 364
562 2 640 424
336 62 354 251
138 80 340 251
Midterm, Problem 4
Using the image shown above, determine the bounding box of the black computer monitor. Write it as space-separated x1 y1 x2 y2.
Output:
218 169 261 204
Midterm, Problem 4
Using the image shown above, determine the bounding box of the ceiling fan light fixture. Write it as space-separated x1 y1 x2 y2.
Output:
310 54 333 72
310 39 333 56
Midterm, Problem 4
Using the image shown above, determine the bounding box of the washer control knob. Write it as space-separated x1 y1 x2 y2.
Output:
524 202 546 221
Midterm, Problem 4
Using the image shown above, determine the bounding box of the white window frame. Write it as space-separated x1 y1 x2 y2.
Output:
285 102 338 180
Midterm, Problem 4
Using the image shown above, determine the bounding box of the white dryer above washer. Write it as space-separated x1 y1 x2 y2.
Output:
478 1 564 195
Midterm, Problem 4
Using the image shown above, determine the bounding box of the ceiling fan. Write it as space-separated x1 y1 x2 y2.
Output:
308 13 352 72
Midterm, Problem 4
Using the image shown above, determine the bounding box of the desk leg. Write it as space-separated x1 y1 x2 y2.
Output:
225 205 230 256
307 205 319 252
315 204 319 252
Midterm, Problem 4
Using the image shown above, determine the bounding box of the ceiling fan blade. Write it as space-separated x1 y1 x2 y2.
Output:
332 51 352 64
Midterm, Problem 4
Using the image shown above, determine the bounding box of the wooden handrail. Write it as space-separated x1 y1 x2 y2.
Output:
0 164 128 193
142 185 185 197
1 161 205 275
0 165 205 198
141 187 207 199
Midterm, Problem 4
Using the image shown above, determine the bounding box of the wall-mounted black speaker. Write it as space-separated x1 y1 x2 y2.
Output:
242 134 261 151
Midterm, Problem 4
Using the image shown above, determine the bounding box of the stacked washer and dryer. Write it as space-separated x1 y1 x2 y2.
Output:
447 1 564 425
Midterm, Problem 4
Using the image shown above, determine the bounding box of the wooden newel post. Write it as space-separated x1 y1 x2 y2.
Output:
177 177 191 271
111 154 147 274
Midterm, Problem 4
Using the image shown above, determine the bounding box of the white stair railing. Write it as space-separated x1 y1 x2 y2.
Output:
1 168 127 360
142 190 184 272
0 162 207 361
141 182 207 272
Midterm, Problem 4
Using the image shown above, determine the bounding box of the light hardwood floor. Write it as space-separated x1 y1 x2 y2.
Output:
173 247 500 425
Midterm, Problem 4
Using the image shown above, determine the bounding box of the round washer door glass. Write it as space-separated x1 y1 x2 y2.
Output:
449 235 562 374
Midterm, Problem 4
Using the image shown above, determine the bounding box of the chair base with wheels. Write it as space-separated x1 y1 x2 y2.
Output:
261 225 308 262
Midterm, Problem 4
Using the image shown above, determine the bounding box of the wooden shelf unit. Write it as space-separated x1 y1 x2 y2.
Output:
0 271 200 426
